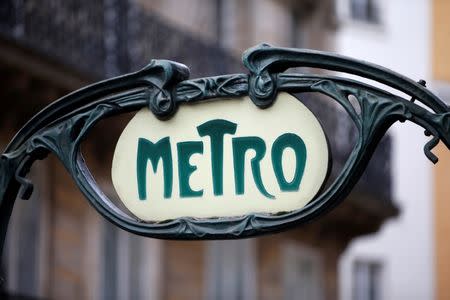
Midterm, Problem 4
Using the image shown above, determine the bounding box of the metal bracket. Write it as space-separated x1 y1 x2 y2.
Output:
0 44 448 259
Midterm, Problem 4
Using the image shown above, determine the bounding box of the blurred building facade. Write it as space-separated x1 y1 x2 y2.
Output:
0 1 399 299
336 0 450 300
432 1 450 300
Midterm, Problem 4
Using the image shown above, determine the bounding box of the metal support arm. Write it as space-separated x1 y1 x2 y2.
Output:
0 44 448 259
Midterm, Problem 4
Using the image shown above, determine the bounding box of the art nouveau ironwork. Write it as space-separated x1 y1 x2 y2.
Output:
0 44 449 258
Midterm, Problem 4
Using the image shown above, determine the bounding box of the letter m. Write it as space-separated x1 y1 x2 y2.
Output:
136 137 173 200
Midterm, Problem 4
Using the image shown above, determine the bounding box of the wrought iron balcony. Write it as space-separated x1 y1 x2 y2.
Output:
0 0 396 214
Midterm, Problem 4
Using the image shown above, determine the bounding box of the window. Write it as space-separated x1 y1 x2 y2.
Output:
101 223 119 300
283 242 323 300
352 260 383 300
1 160 50 299
100 220 162 300
350 0 380 24
204 239 257 300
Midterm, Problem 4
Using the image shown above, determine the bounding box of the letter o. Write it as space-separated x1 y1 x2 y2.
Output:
271 133 307 191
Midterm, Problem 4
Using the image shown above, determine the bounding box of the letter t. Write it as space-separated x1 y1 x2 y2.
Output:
197 119 237 196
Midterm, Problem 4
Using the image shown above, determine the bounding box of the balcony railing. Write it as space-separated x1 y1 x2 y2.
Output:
0 0 394 208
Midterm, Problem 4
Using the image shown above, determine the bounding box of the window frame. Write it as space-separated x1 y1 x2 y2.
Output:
352 259 384 300
204 239 257 300
282 241 324 300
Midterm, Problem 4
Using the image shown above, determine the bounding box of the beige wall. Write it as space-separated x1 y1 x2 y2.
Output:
433 0 450 299
433 0 450 82
435 143 450 300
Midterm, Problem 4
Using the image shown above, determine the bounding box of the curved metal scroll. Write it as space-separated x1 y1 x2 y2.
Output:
1 44 449 256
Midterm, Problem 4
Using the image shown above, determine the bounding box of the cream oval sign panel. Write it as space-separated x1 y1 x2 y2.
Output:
112 93 330 222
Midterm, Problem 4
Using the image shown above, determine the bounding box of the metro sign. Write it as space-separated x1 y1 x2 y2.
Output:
112 93 330 221
1 44 449 244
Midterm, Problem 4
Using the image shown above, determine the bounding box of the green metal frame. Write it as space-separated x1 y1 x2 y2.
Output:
0 44 449 256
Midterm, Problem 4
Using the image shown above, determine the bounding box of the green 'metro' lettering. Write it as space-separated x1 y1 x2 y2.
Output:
177 141 204 197
135 120 308 200
271 133 307 191
197 119 237 196
136 137 173 200
232 136 274 199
